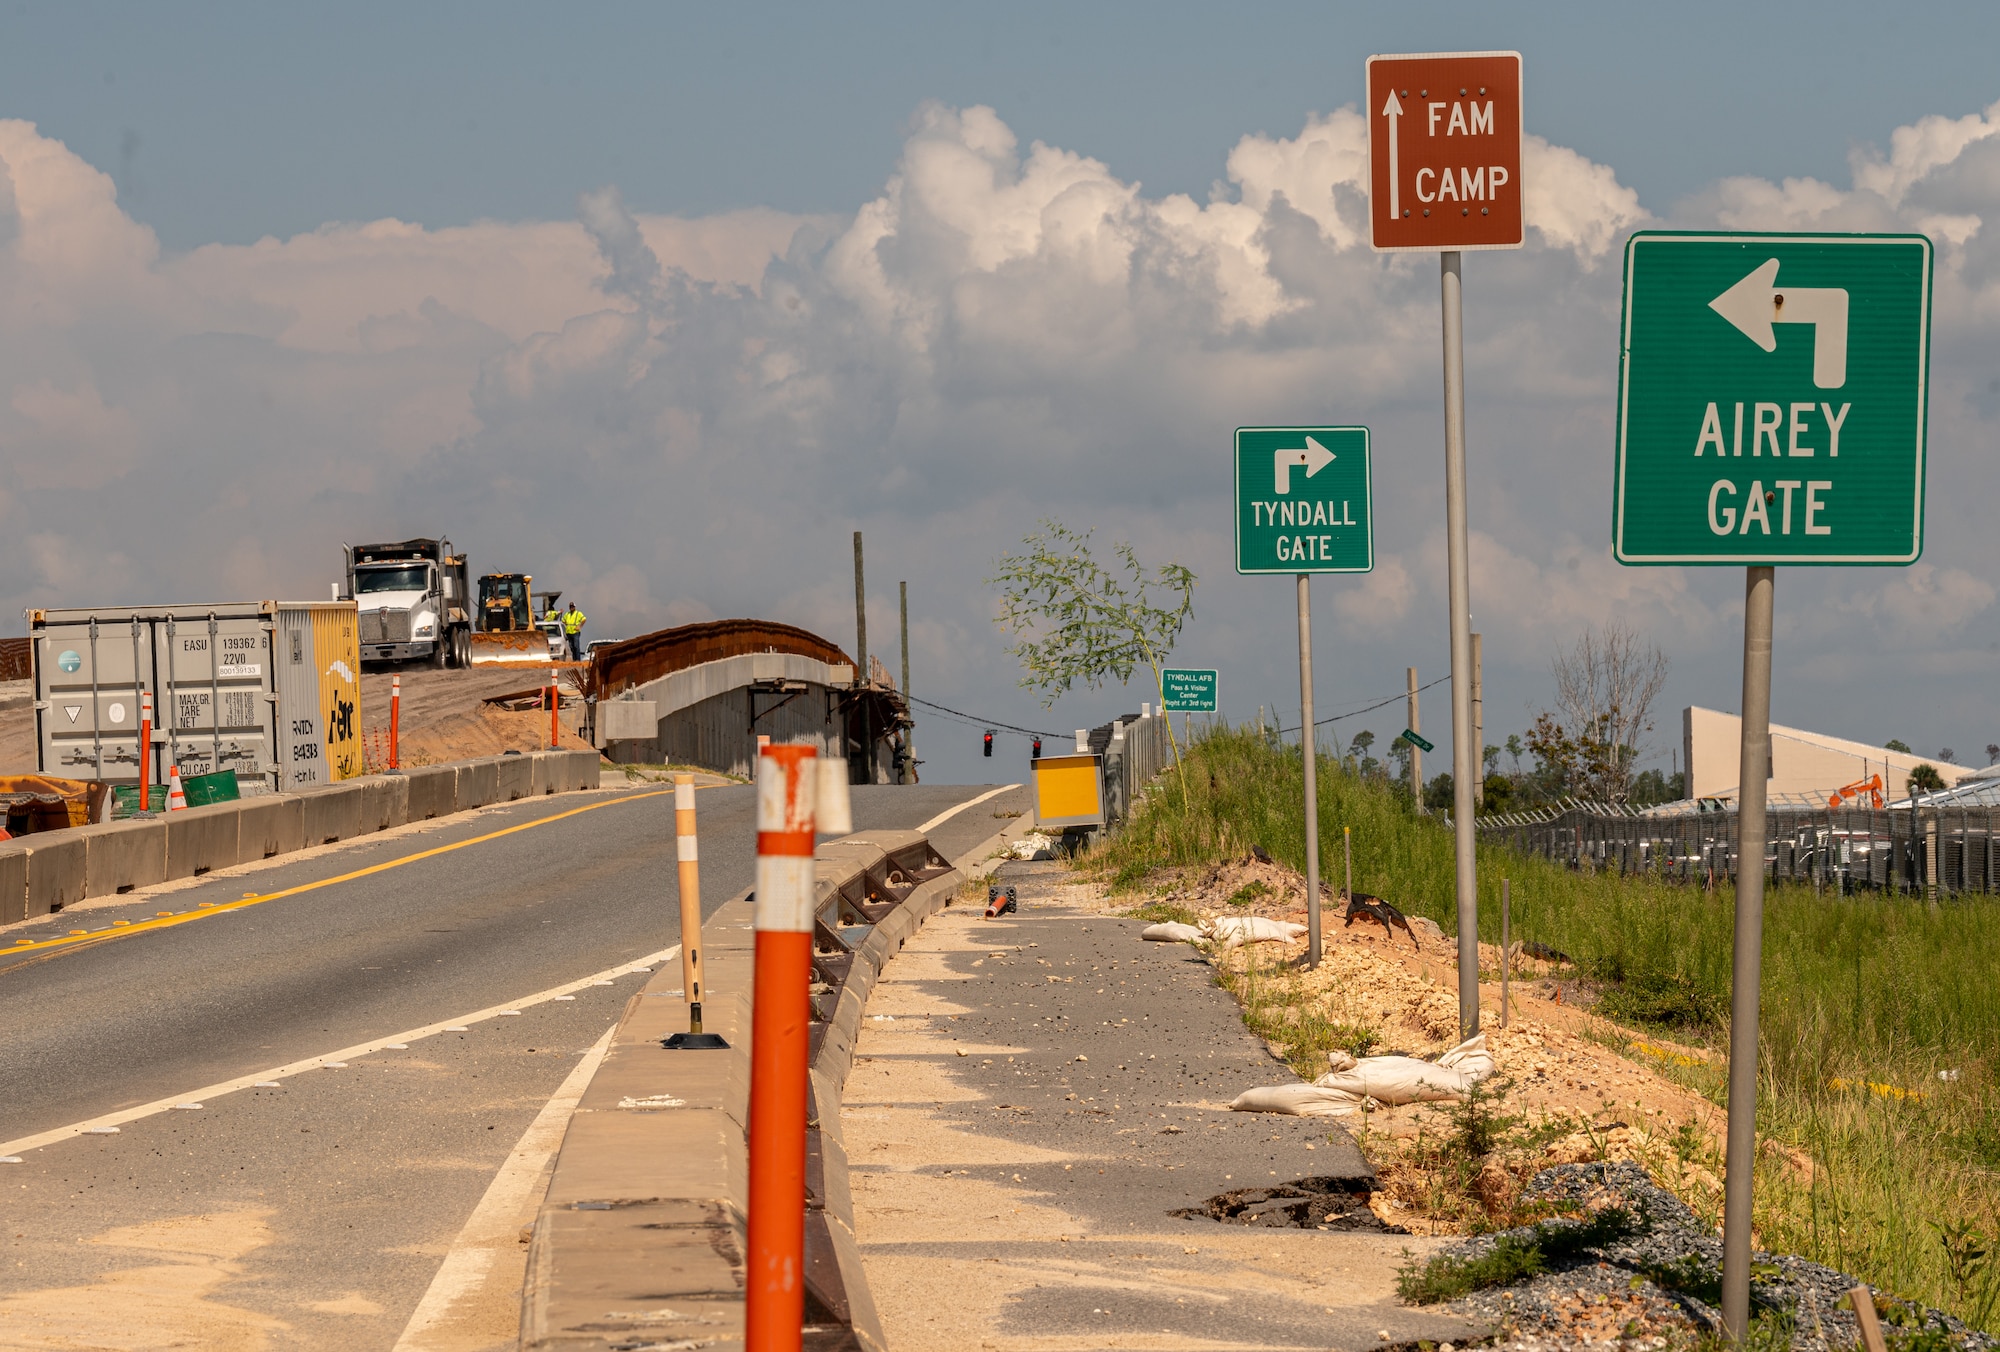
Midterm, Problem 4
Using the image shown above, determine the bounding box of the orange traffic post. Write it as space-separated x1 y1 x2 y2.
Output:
663 772 728 1050
746 743 817 1352
548 673 561 749
389 674 401 770
138 690 154 813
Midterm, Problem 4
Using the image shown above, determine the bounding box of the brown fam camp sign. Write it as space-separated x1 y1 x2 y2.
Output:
1367 51 1524 252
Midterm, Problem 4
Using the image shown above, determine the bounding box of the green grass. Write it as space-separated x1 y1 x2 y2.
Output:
1397 1206 1642 1303
1094 727 2000 1332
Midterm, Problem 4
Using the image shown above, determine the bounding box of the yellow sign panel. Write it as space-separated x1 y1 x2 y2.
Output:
312 606 361 780
1032 753 1103 828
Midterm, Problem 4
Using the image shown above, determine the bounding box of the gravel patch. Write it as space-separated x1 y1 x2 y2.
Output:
1426 1162 1994 1351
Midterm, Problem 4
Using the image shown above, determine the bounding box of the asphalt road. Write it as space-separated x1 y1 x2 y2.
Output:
0 776 1028 1349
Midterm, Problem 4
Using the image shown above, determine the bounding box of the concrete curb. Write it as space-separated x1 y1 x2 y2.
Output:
0 748 604 923
519 829 961 1352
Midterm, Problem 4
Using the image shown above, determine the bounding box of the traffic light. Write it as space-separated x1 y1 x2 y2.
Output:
983 730 994 758
1031 737 1042 760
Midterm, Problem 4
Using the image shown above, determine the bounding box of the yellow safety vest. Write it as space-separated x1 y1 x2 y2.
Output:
563 610 586 635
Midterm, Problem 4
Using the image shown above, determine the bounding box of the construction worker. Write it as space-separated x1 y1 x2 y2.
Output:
562 601 587 660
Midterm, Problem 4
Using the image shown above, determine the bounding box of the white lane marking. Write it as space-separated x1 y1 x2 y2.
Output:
0 943 680 1159
916 783 1022 834
390 1022 617 1352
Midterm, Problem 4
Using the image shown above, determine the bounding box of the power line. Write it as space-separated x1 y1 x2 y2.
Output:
1273 674 1451 737
910 671 1452 746
904 694 1066 740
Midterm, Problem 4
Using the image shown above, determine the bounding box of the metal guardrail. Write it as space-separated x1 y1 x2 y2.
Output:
1096 711 1174 830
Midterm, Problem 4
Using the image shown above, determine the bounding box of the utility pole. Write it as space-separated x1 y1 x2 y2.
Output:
853 531 871 785
1406 667 1421 801
1471 632 1484 810
900 581 912 781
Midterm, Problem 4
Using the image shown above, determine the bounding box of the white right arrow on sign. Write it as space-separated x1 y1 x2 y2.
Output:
1710 258 1850 389
1274 436 1336 495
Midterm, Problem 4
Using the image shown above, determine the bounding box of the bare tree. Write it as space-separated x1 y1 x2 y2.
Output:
1532 621 1670 801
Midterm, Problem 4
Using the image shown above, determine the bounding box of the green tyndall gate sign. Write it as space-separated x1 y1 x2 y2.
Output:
1613 232 1933 565
1160 668 1218 712
1234 426 1373 574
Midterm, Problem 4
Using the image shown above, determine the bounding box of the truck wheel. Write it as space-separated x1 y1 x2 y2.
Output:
429 636 448 669
455 629 472 669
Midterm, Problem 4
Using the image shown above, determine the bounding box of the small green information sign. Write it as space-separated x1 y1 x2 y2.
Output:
1234 427 1373 574
1398 727 1434 754
1160 668 1218 713
1613 232 1932 565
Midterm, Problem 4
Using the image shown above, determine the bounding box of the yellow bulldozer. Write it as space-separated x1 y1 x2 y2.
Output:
469 573 568 664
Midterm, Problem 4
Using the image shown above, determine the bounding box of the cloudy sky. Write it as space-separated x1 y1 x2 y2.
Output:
5 3 2000 784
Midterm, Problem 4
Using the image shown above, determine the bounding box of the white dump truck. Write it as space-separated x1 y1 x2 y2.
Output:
342 538 473 669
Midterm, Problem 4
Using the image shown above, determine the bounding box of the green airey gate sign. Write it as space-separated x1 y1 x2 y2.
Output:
1613 232 1932 565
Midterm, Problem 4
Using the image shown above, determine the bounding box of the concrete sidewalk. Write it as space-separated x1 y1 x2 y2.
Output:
842 860 1489 1351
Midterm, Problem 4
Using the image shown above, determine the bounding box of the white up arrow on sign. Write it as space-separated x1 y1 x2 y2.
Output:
1274 436 1336 494
1380 89 1403 220
1709 258 1850 389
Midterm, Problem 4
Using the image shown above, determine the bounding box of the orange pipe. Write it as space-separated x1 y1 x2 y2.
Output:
746 928 811 1349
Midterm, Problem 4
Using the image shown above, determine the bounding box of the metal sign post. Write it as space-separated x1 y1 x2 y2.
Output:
1612 229 1933 1342
1369 50 1524 1040
1234 426 1374 970
1296 576 1320 967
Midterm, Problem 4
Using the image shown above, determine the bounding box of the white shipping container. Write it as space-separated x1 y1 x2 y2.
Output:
31 601 362 793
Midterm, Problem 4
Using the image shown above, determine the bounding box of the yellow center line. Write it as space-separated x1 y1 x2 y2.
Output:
3 782 725 959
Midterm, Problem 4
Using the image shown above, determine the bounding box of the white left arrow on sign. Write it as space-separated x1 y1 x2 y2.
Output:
1710 258 1850 389
1274 436 1336 494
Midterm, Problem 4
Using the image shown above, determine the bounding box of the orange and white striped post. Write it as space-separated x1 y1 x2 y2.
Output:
138 691 154 812
389 674 401 771
746 743 817 1351
676 773 707 1031
548 673 561 750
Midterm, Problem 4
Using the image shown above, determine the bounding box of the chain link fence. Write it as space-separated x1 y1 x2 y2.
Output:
1477 799 2000 897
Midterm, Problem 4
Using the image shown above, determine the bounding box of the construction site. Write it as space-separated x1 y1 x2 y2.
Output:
0 535 915 838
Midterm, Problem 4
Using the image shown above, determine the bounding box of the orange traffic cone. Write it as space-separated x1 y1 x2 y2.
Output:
166 765 188 813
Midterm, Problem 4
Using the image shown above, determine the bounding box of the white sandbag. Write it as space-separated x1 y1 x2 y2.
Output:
1140 922 1206 943
1012 832 1057 859
1202 915 1308 947
1230 1034 1495 1117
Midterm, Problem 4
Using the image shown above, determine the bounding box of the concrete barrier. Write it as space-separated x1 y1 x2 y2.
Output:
404 764 457 820
456 758 500 810
165 803 241 881
238 795 304 859
493 753 533 802
355 775 409 833
84 818 168 897
0 845 25 925
0 749 608 934
24 831 85 915
299 782 365 845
